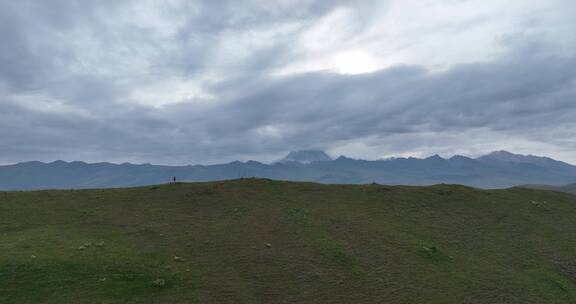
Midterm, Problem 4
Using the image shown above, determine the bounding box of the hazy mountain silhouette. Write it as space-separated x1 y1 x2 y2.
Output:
1 150 576 190
278 150 333 163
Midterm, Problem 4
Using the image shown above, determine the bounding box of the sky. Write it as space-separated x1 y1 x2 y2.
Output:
0 0 575 165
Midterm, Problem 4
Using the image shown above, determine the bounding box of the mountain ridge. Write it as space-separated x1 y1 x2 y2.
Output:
1 150 575 190
278 150 333 163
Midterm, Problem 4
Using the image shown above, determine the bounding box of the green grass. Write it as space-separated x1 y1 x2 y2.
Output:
1 179 576 303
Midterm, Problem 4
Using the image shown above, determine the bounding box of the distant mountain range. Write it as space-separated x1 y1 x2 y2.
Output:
279 150 332 163
1 150 576 190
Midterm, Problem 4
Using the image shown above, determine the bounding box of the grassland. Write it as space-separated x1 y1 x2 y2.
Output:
1 179 576 303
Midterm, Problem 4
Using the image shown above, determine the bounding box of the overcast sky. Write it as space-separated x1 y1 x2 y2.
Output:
0 0 575 165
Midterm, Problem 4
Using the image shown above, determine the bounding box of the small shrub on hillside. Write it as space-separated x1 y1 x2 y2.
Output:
418 242 454 263
152 278 166 288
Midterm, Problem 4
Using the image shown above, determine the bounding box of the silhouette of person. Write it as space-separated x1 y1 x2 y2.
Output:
173 176 176 183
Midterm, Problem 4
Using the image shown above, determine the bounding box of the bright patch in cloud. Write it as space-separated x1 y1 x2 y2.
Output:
332 50 377 74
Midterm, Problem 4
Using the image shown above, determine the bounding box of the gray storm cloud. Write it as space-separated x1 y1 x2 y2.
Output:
0 0 575 164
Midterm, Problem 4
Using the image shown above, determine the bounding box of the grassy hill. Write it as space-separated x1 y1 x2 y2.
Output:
1 179 576 303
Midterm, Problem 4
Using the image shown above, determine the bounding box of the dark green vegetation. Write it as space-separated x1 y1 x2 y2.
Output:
1 179 576 303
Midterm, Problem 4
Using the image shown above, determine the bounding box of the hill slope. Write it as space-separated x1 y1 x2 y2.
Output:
2 179 576 303
559 183 576 193
521 183 576 194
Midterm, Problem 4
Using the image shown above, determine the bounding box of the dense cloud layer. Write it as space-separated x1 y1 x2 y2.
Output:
0 0 575 164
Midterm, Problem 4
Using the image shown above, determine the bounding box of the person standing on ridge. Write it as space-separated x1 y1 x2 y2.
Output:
173 176 176 183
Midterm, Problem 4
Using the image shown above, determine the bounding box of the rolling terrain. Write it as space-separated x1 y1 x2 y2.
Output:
521 183 576 194
2 179 576 303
